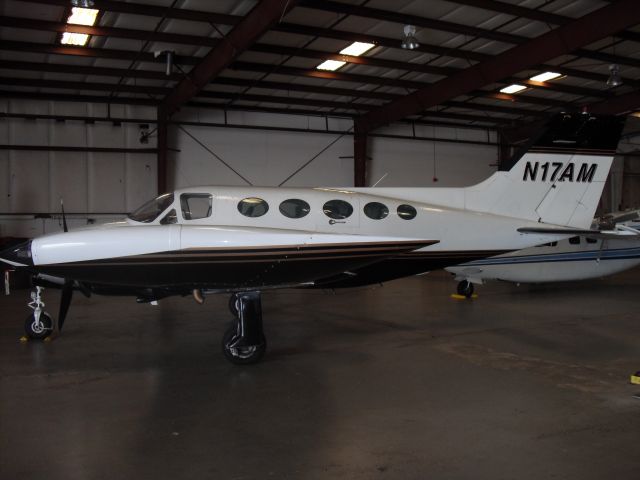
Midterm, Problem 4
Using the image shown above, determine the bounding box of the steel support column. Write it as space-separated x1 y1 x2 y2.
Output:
354 131 367 187
157 105 168 195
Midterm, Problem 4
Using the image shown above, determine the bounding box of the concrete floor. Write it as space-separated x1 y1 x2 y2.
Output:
1 269 640 479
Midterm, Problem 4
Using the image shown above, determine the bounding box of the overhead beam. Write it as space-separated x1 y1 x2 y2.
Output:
0 15 217 47
297 0 640 68
588 91 640 115
5 15 640 80
449 0 640 44
161 0 297 116
356 0 640 133
0 57 586 119
0 40 615 100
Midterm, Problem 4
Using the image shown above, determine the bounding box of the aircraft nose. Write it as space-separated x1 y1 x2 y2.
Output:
0 240 34 267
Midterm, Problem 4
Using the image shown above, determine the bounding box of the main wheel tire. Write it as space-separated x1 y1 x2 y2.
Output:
228 294 239 317
24 312 53 340
457 280 474 298
222 324 266 365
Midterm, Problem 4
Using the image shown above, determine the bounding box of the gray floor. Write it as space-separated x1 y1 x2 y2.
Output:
1 269 640 479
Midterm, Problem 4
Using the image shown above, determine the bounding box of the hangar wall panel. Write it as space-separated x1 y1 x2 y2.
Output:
49 152 88 213
170 125 354 188
369 136 496 187
1 99 503 237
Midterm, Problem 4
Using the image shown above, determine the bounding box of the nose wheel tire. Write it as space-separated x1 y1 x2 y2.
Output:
457 280 474 298
222 324 266 365
24 312 53 340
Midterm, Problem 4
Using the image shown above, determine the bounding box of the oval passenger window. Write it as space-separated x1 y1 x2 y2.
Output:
323 200 353 220
363 202 389 220
279 199 310 219
397 204 417 220
238 197 269 218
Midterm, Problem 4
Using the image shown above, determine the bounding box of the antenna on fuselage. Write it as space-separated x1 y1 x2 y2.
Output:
60 199 68 233
371 172 389 187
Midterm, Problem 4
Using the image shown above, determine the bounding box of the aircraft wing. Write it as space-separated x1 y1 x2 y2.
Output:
518 224 640 240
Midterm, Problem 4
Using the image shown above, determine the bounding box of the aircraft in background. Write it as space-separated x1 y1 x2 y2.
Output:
447 211 640 297
0 113 627 364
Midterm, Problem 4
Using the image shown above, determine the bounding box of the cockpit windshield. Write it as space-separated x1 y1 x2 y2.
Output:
128 193 175 223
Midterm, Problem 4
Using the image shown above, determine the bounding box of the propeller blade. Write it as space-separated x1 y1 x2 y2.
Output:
58 279 73 331
60 199 68 233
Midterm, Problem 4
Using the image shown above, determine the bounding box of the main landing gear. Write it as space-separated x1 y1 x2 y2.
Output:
24 286 54 340
457 280 474 298
222 291 266 365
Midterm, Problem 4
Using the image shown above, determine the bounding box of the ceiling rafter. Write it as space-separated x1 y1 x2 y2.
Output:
161 0 298 116
4 13 640 83
0 57 601 113
3 15 636 91
2 39 619 98
448 0 640 44
0 89 507 129
297 0 640 68
356 0 640 133
0 72 554 120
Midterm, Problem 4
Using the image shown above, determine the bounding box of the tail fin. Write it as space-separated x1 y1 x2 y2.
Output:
464 113 625 229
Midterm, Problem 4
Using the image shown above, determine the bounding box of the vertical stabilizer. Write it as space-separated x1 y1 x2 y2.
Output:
464 114 625 228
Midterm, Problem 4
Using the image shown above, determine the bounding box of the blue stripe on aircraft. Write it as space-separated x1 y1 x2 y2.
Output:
462 247 640 266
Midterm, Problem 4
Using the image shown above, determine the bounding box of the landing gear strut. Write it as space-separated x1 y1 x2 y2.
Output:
25 286 54 340
457 280 474 298
222 291 266 365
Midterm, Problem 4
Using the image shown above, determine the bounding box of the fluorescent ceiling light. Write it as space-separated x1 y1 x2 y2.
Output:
500 84 527 94
67 7 99 25
529 71 562 82
339 42 375 57
317 60 347 71
60 32 90 46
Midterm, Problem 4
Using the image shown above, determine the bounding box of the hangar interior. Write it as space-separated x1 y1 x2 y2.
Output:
1 0 640 478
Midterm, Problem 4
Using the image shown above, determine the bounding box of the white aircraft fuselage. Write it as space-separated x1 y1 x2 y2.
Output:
2 185 585 291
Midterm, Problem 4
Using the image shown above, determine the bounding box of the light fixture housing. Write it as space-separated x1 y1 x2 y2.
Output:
606 64 622 87
71 0 95 7
500 84 527 94
401 25 420 50
67 7 99 25
529 71 562 82
60 32 90 45
316 60 347 71
60 6 99 46
339 42 375 57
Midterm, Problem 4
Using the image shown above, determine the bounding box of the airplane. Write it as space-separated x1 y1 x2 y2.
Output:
447 212 640 297
0 113 627 364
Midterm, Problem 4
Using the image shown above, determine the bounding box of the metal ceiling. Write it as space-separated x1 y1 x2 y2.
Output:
1 0 640 188
0 0 638 126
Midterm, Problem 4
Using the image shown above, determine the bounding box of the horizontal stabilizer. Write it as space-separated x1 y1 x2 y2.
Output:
518 226 640 240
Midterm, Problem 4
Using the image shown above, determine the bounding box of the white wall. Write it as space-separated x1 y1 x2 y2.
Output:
169 106 498 189
1 99 499 237
0 99 157 237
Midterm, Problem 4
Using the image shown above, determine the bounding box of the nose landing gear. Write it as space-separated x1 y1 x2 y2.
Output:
222 292 266 365
25 286 54 340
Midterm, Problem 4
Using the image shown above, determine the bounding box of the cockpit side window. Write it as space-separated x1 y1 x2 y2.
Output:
128 193 174 223
181 194 213 220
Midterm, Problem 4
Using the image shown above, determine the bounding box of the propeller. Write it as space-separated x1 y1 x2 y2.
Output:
60 199 68 233
58 279 73 331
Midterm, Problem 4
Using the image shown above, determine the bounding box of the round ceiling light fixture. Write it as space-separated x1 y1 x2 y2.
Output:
401 25 420 50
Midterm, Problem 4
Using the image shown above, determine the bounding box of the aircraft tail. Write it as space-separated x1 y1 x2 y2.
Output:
463 113 625 229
